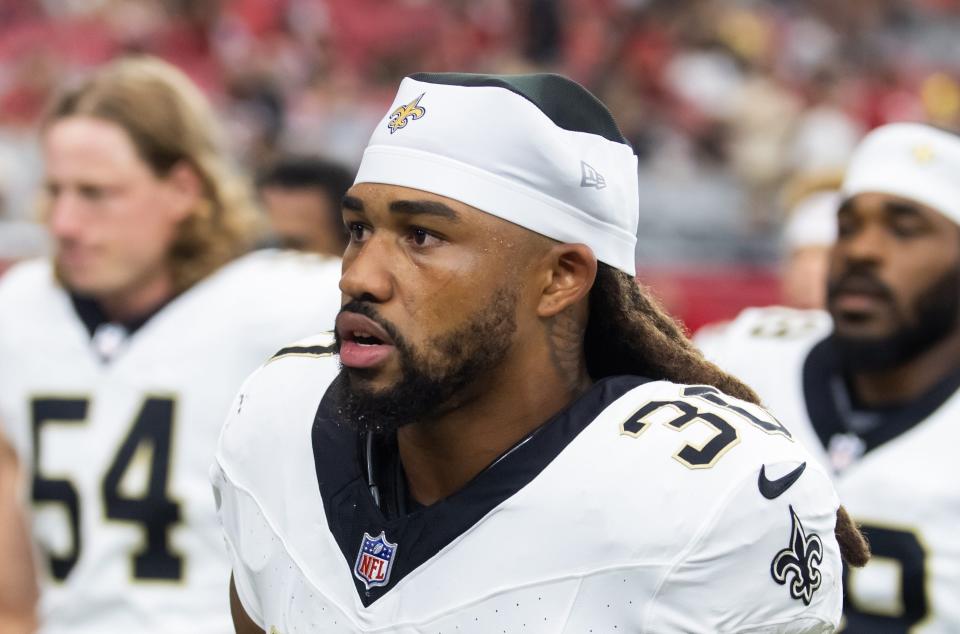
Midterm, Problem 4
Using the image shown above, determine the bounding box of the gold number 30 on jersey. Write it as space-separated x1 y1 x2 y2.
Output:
619 385 792 469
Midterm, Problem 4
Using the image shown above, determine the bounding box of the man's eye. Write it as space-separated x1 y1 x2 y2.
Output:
412 228 429 246
408 227 442 247
836 216 857 239
892 221 925 237
348 223 368 242
78 186 105 201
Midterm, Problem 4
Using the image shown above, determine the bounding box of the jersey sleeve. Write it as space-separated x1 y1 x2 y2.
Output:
210 373 268 629
210 461 266 630
209 343 339 631
643 462 843 633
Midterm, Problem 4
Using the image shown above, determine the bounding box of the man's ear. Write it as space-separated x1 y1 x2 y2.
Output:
164 161 204 222
536 243 597 318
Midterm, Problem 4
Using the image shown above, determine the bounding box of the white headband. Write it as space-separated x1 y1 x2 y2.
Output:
354 75 640 275
843 123 960 225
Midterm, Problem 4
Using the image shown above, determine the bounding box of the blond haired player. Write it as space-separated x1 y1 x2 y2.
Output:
0 57 340 633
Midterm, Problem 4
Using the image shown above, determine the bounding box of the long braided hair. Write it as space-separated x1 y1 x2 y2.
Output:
584 263 760 405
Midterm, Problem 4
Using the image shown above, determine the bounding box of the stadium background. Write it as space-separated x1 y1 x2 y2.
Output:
1 0 959 331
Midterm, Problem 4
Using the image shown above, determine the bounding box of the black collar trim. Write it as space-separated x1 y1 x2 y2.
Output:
69 293 171 340
802 337 960 457
311 374 650 606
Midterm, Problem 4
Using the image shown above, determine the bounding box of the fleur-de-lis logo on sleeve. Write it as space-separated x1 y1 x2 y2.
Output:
771 505 824 605
387 93 426 134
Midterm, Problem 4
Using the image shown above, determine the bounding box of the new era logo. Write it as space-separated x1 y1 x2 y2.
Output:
580 161 607 189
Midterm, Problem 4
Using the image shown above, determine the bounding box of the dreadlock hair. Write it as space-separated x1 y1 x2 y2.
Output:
584 263 760 405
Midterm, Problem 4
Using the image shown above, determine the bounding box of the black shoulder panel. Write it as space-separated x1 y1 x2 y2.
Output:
409 72 630 146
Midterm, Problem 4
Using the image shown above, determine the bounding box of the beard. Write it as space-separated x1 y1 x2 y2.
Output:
828 264 960 372
331 288 519 436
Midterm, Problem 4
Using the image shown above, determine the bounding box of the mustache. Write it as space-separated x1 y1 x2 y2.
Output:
335 301 404 348
827 267 895 304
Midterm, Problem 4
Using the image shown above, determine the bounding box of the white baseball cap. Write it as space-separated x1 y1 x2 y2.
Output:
843 122 960 225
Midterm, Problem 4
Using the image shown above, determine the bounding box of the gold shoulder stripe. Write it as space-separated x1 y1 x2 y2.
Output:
269 344 336 362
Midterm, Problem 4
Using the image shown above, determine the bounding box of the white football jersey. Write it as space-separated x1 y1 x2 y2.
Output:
698 306 960 633
212 341 844 633
0 250 342 634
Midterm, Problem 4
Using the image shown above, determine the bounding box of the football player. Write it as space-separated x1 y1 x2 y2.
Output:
213 73 867 633
257 155 354 256
0 57 341 633
699 122 960 632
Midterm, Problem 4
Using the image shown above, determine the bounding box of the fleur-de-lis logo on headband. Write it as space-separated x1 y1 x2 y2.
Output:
913 144 935 165
387 93 426 134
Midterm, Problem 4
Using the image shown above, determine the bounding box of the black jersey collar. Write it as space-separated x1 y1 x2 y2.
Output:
311 374 650 606
803 336 960 459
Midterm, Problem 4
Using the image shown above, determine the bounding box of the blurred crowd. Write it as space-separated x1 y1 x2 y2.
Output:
2 0 960 311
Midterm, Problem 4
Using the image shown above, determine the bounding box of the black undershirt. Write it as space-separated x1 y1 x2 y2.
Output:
69 293 175 362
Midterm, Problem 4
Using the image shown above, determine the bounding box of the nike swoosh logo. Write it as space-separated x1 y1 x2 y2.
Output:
758 462 807 499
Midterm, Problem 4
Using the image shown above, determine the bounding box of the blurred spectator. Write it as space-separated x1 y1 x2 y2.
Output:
257 155 353 256
3 0 960 328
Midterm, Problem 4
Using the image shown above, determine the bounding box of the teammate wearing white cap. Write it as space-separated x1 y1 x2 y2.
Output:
213 73 866 633
700 122 960 632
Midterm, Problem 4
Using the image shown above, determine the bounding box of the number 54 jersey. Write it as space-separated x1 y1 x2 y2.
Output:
213 347 845 633
0 251 342 634
698 307 960 633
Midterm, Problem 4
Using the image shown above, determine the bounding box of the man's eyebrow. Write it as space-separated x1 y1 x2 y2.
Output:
342 195 364 211
883 199 925 218
389 200 461 222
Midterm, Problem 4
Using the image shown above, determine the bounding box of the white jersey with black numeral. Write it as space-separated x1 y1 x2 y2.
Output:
698 306 960 633
212 342 845 633
0 250 342 634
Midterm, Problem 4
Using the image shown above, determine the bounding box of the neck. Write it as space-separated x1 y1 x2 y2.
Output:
397 329 591 506
848 328 960 407
96 270 175 323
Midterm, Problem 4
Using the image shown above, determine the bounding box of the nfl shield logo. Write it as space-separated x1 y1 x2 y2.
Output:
353 531 398 590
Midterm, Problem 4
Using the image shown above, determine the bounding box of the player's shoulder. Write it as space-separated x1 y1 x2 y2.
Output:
598 380 842 630
601 378 813 467
192 248 340 306
0 259 67 340
215 333 339 470
235 332 339 407
178 249 342 339
216 248 341 288
267 332 339 362
696 305 831 369
0 258 56 304
589 378 836 518
702 305 830 347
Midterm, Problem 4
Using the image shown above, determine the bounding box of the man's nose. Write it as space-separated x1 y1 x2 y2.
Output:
47 191 87 240
339 237 394 303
